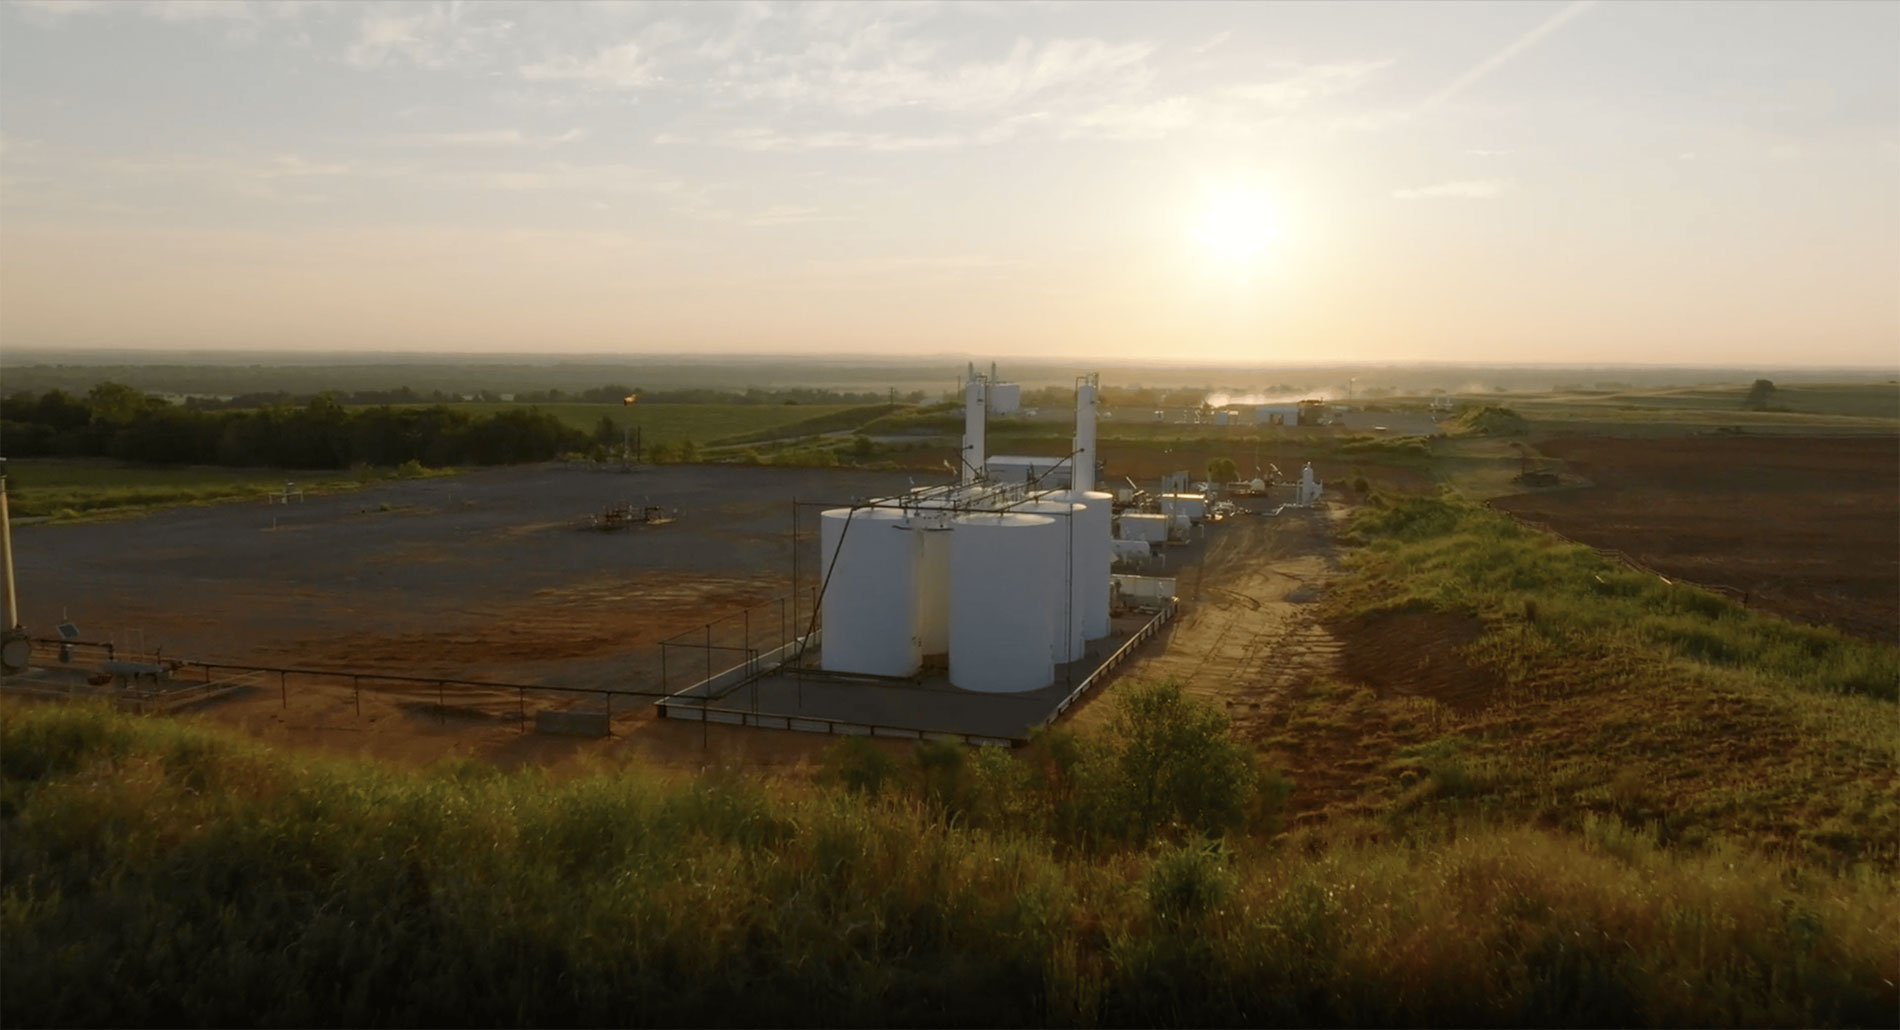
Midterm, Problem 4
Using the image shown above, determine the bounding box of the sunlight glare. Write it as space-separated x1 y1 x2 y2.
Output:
1190 189 1282 264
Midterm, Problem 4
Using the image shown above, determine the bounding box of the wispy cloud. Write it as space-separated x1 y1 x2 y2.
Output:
727 36 1156 116
520 40 660 90
658 123 1024 153
1226 60 1393 110
1392 178 1514 200
395 128 588 147
345 3 511 71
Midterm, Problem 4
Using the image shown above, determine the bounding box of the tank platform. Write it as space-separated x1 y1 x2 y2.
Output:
655 608 1175 746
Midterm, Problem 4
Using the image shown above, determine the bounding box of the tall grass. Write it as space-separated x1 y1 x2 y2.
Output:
3 702 1893 1026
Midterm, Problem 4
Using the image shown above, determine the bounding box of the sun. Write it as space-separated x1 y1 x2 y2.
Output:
1189 189 1282 264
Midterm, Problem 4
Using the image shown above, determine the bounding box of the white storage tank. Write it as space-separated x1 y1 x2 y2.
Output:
819 507 922 677
1052 488 1114 641
915 514 953 657
1118 513 1170 543
1013 497 1083 665
949 512 1059 693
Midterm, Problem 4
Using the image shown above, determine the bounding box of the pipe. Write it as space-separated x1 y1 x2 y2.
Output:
962 375 987 485
1073 374 1098 493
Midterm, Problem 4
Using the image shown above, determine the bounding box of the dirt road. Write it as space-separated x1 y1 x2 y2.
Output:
1062 506 1346 735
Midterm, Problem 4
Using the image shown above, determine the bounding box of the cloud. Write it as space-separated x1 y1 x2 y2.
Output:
9 0 111 22
728 36 1156 116
397 128 588 147
1226 60 1393 110
520 40 659 90
658 124 1021 153
1391 178 1514 200
1058 98 1201 142
345 3 511 71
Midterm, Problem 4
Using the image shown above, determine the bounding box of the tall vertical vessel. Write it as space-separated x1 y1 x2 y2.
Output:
1013 497 1083 664
1058 375 1115 639
818 507 923 677
948 512 1059 692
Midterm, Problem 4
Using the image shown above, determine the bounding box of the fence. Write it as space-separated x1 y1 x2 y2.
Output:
15 638 675 736
655 702 1017 749
656 590 817 699
655 601 1181 747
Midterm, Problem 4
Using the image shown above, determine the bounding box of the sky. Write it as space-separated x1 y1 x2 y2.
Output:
0 0 1896 366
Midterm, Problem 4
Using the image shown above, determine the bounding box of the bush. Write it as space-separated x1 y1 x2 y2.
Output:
821 736 900 797
1142 838 1237 924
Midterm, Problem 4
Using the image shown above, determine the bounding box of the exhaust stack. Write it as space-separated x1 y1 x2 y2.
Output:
1074 374 1098 492
962 366 988 484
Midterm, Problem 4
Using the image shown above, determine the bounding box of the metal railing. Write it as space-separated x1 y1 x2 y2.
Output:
1043 601 1177 727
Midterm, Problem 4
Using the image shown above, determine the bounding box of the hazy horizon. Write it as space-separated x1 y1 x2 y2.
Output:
3 1 1897 366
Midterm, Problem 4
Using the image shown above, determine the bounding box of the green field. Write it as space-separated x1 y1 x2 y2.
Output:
379 402 866 447
3 459 442 520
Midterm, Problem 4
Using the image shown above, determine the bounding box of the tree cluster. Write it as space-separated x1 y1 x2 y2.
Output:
1 384 586 469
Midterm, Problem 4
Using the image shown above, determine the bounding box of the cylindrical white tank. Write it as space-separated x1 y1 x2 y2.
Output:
915 514 952 656
949 512 1058 693
1052 488 1114 641
819 507 922 677
1015 498 1083 664
1299 463 1322 505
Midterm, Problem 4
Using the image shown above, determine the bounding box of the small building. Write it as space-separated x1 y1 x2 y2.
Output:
1253 405 1299 426
987 383 1022 416
985 455 1070 488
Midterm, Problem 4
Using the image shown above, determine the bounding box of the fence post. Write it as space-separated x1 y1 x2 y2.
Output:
438 680 445 724
279 669 286 709
353 675 360 717
519 687 525 733
603 691 612 736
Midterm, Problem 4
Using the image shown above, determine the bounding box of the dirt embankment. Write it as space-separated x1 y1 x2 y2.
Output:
1494 435 1899 641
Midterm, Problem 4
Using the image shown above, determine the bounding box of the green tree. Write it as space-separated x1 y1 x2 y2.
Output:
1206 457 1238 483
1105 681 1258 841
85 382 154 426
1743 379 1777 410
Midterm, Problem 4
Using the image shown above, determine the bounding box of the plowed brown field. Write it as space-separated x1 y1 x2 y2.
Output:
1492 434 1899 641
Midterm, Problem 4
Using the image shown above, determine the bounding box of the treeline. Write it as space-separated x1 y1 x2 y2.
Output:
173 384 925 410
1 384 584 469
